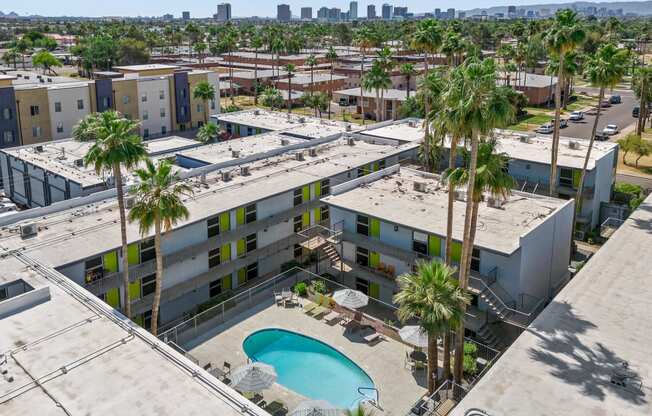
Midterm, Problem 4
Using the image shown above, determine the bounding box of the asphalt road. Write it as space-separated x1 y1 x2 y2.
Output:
616 173 652 191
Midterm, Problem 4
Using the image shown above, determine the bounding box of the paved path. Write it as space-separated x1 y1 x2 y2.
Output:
616 172 652 190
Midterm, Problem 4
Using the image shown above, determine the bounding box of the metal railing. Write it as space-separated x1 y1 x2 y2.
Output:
600 217 624 239
407 380 469 416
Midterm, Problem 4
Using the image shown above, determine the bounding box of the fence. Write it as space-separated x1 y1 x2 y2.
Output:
408 380 469 416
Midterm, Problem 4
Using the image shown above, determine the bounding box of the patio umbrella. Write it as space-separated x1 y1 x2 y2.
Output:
333 289 369 309
290 400 342 416
399 325 428 348
230 362 277 392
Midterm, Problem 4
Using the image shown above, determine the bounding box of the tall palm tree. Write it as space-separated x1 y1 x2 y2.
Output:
353 26 376 125
394 261 469 393
544 9 586 197
261 87 283 111
73 111 147 319
634 66 652 135
197 122 220 143
443 59 515 383
375 47 395 119
305 54 318 97
128 160 192 335
574 44 627 235
251 33 263 105
285 63 296 115
219 28 239 106
362 61 391 122
325 46 338 119
400 63 416 99
192 81 216 125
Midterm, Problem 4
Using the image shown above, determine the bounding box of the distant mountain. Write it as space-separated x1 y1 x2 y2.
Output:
464 1 652 16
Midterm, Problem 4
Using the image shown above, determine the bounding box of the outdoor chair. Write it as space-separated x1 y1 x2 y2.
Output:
302 302 318 315
274 292 283 306
363 330 382 344
405 351 417 372
322 310 341 324
222 361 231 375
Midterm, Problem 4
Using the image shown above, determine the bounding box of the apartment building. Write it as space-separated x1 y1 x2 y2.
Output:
362 121 618 233
333 88 408 121
275 73 348 94
322 167 574 346
0 65 220 148
0 135 418 331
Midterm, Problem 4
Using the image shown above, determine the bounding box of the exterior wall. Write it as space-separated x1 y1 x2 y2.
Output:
188 72 209 128
136 77 171 139
112 78 139 120
276 77 346 93
173 72 191 129
15 87 52 145
47 85 91 140
0 87 20 148
94 78 113 112
590 148 617 229
206 71 221 116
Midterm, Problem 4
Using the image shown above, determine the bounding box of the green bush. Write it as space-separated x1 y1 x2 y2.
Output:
463 354 478 376
463 342 478 358
614 182 642 195
223 104 242 113
293 282 307 296
312 280 327 294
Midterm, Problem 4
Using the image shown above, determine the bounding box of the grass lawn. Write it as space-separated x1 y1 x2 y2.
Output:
565 95 598 112
509 113 552 131
617 134 652 177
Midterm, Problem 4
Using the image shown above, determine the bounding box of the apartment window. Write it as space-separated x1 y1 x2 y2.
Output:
143 128 149 138
356 246 369 267
355 277 369 294
294 243 303 259
246 262 258 280
471 248 481 272
84 256 103 283
123 95 130 104
293 188 303 207
159 90 165 100
102 97 110 108
141 93 147 102
293 215 303 232
320 205 330 222
142 274 156 297
54 102 62 112
30 105 39 116
245 204 257 224
559 168 573 188
209 279 222 297
209 247 221 268
77 99 84 110
32 126 41 138
2 108 11 120
3 131 15 144
356 215 369 236
56 122 64 134
142 110 149 121
140 239 155 263
161 126 167 135
0 287 7 301
197 103 203 113
412 231 428 255
245 233 257 253
379 159 386 170
320 179 331 196
207 216 220 238
160 108 166 118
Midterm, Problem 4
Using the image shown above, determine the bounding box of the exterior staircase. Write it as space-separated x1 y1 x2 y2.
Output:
479 288 512 322
322 243 351 273
476 323 503 350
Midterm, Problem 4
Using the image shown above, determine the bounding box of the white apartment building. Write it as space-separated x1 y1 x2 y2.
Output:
136 76 172 138
46 82 91 140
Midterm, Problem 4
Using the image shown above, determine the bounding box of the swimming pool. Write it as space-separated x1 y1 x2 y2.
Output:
243 328 374 408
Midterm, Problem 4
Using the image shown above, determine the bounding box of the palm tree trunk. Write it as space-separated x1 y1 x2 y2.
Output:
406 75 411 99
329 63 333 120
550 56 564 197
427 331 439 393
375 89 381 122
254 50 259 105
114 163 131 319
310 67 314 97
150 217 163 336
360 51 365 125
443 330 452 381
423 55 431 172
454 131 480 384
288 78 292 115
445 137 458 265
637 77 646 135
229 50 235 106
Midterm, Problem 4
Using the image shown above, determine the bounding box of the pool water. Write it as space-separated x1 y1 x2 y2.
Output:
243 328 374 408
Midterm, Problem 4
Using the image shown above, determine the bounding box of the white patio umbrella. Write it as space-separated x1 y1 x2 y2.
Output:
399 325 428 348
333 289 369 309
290 400 342 416
230 362 277 392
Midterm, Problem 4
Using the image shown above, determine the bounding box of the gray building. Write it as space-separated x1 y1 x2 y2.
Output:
182 11 190 20
329 8 341 21
447 8 456 19
317 7 329 19
393 6 408 17
277 4 291 21
367 4 376 19
216 3 232 21
301 7 312 19
349 1 358 20
382 3 393 19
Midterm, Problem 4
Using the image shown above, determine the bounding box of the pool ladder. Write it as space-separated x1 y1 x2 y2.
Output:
356 387 382 410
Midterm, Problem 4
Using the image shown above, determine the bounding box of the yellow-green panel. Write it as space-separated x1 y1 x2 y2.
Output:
237 239 246 256
220 212 230 232
236 207 245 225
129 279 141 300
302 185 310 202
370 218 380 238
103 250 118 273
369 251 380 268
134 314 144 326
451 242 462 263
572 169 581 188
302 211 310 228
314 181 321 197
221 243 231 262
369 282 380 299
428 235 441 258
313 207 321 223
373 162 379 172
238 268 247 285
105 288 120 308
223 274 232 290
127 243 140 265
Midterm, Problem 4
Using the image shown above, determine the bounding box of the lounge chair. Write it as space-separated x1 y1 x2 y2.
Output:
222 361 231 376
363 331 382 344
322 310 340 324
274 292 284 306
302 302 318 314
405 351 416 372
311 306 330 318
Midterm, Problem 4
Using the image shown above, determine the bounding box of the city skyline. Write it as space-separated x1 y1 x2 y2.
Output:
3 0 647 18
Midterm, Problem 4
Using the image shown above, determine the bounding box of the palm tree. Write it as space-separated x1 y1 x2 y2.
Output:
261 87 283 111
400 63 416 99
345 404 374 416
419 70 447 172
251 33 263 105
73 111 147 319
574 44 627 235
219 28 239 106
545 9 586 197
634 67 652 135
284 64 296 115
325 46 338 119
394 261 469 393
443 59 515 383
353 26 376 124
197 122 220 143
362 61 391 122
192 81 216 125
128 160 192 336
305 54 318 97
375 47 395 119
193 42 207 63
2 48 19 69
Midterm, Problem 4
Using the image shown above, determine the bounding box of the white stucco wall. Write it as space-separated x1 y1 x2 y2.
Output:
47 85 91 140
136 77 171 138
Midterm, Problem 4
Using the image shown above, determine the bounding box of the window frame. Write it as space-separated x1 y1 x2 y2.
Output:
54 101 62 113
293 188 303 206
356 215 369 236
412 231 428 255
559 167 573 188
293 215 303 232
77 99 84 110
471 247 481 272
84 256 104 283
245 233 257 253
355 246 369 267
30 105 39 116
209 279 222 297
209 247 221 268
141 273 156 297
140 239 156 263
207 216 220 238
246 262 258 280
320 205 330 222
320 179 331 196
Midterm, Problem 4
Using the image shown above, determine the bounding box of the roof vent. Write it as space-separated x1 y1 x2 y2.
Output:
309 148 318 157
34 145 44 153
200 172 207 184
487 196 504 209
454 191 467 202
232 150 241 158
222 171 232 182
413 181 427 192
519 135 531 144
125 196 136 209
281 138 291 146
568 140 580 150
254 109 260 115
298 117 306 123
20 223 38 238
295 152 305 161
347 137 355 146
345 124 352 132
74 159 84 167
408 120 416 128
241 165 250 176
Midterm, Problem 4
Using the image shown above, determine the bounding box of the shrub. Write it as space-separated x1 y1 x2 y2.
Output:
312 280 327 294
463 354 478 376
281 260 301 272
223 104 242 113
293 282 307 296
463 342 478 358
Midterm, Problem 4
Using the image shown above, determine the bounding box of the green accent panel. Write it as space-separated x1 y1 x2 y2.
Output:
220 212 230 231
373 162 379 172
428 235 441 258
237 239 246 256
313 208 321 223
363 165 371 175
127 243 140 266
105 288 120 308
572 169 581 188
134 314 144 326
238 268 247 285
302 211 310 227
314 181 321 197
370 218 381 238
369 251 380 268
236 207 245 225
129 279 141 300
302 185 310 202
369 282 380 299
103 250 118 273
223 274 232 290
237 124 242 136
221 243 231 262
451 241 462 263
255 127 261 134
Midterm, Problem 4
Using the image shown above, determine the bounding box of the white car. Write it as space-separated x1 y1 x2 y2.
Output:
536 124 554 134
569 111 584 121
602 124 619 135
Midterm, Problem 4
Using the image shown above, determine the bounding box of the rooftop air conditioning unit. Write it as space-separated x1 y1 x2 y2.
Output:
347 137 355 146
281 138 291 146
454 191 467 201
519 135 531 144
298 117 306 123
232 150 241 158
569 141 580 150
20 223 38 238
74 159 84 167
125 196 136 209
254 109 260 115
487 196 504 208
241 165 250 176
408 121 416 128
295 152 305 161
222 171 232 182
413 181 427 192
309 148 318 157
35 145 44 153
345 124 352 132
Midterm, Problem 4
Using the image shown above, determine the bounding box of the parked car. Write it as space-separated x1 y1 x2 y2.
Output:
569 111 584 121
338 97 349 107
537 124 554 134
633 106 640 117
609 95 622 104
559 118 568 128
600 100 612 108
602 124 619 135
595 132 610 141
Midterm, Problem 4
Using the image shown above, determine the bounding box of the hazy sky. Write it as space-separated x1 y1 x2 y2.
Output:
5 0 578 18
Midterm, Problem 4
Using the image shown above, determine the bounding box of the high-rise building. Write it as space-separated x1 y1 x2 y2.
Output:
458 11 466 19
182 11 190 20
349 1 358 20
329 7 341 21
434 8 441 18
317 7 329 19
393 6 408 17
277 4 291 21
367 5 376 19
216 3 232 21
447 8 455 19
382 4 393 19
301 7 312 19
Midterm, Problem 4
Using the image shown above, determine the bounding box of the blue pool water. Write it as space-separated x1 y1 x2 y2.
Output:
243 328 374 408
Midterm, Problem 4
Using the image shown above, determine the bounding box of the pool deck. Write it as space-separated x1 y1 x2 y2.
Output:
189 298 428 415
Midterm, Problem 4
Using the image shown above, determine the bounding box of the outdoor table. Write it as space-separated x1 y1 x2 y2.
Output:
410 350 427 363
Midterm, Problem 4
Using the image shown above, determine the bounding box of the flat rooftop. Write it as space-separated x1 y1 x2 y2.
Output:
8 70 82 87
362 120 425 143
231 70 286 79
498 72 559 88
280 73 347 84
451 195 652 416
0 254 265 416
335 88 408 101
113 63 180 72
322 168 571 255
